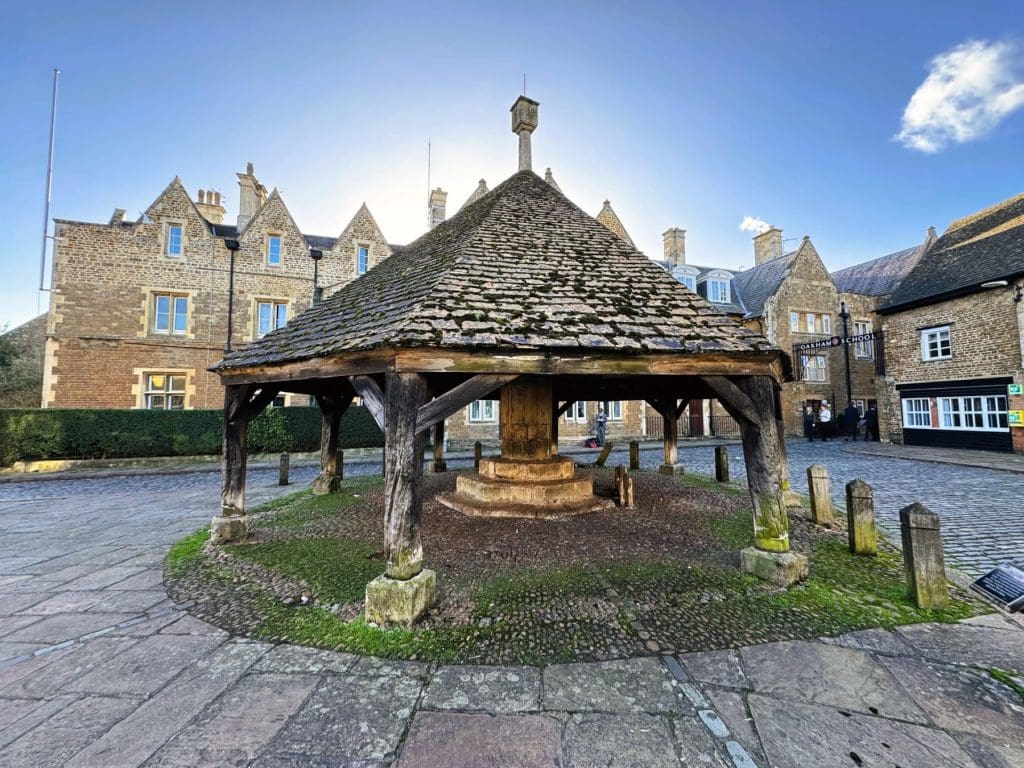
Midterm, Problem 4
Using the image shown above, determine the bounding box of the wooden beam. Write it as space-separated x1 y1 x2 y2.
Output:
414 374 519 435
700 376 760 426
242 386 280 420
351 375 386 431
674 399 687 419
383 372 429 579
554 400 574 418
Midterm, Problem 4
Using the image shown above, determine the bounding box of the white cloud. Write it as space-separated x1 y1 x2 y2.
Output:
739 215 770 234
896 39 1024 153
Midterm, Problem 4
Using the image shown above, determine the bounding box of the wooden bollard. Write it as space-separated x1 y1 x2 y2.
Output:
596 441 614 467
278 453 290 486
846 479 877 555
614 465 636 509
629 440 640 471
899 503 948 609
336 449 344 481
715 446 730 483
807 464 834 526
474 441 482 470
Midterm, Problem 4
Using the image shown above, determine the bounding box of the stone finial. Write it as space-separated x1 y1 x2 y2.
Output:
510 95 539 172
899 502 948 609
663 228 687 267
544 168 562 192
753 227 783 265
845 478 876 555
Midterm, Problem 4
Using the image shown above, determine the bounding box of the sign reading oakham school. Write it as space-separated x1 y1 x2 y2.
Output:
796 332 878 352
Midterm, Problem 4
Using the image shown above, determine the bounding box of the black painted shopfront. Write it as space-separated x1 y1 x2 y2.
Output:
898 377 1013 452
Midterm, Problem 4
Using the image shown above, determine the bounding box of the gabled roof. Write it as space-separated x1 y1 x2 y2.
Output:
596 200 634 247
832 244 923 297
214 171 773 372
731 251 799 319
459 180 489 212
880 193 1024 312
544 168 562 193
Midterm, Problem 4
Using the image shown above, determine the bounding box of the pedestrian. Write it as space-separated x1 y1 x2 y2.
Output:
864 405 880 442
803 405 815 442
818 400 832 441
843 402 860 442
594 406 608 447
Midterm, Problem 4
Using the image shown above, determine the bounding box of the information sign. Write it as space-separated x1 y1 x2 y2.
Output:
972 560 1024 612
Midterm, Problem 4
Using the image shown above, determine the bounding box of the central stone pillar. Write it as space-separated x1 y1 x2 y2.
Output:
440 377 613 518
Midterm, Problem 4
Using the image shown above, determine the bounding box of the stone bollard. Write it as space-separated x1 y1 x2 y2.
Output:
278 453 290 486
474 441 482 470
806 464 834 526
715 445 730 483
629 441 640 471
845 479 877 555
596 441 614 467
899 502 949 609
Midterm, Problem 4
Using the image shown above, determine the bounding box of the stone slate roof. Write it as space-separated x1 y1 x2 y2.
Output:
880 193 1024 312
731 252 798 319
832 244 922 296
214 170 773 371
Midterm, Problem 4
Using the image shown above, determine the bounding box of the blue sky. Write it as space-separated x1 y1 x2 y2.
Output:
2 1 1022 328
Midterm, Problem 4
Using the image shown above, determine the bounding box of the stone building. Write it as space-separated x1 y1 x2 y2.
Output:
876 193 1024 453
43 164 392 409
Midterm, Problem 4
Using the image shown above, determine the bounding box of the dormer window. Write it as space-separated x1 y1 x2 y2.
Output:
708 278 730 304
357 245 369 275
167 224 183 256
677 275 696 291
267 235 282 266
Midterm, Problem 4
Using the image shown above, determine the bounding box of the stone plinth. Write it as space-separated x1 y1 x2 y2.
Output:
210 514 249 544
741 547 808 587
365 569 436 628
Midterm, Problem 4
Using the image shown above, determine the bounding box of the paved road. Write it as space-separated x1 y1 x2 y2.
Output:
1 444 1024 766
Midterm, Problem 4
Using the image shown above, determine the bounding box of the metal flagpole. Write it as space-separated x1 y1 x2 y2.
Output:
39 68 60 292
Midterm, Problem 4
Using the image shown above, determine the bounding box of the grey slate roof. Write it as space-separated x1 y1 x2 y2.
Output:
651 259 745 316
880 193 1024 312
214 170 773 371
731 251 798 319
832 245 921 296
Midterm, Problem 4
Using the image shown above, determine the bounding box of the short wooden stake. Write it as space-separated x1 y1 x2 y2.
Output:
807 464 834 526
278 453 290 486
899 503 948 609
629 440 640 471
431 421 447 473
715 445 729 483
596 441 614 467
845 479 876 555
336 449 344 481
473 441 482 470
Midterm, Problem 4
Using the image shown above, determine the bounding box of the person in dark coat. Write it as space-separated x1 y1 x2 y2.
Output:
843 403 860 442
864 405 880 442
803 405 815 442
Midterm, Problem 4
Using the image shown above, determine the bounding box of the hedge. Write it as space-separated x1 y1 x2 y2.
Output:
0 406 383 466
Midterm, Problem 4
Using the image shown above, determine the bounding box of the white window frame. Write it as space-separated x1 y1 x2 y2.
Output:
144 372 186 410
468 399 497 423
852 399 866 415
152 293 188 335
822 314 831 335
356 244 369 275
853 320 873 358
601 401 624 421
267 234 282 266
902 397 932 428
256 300 288 338
166 224 183 257
565 401 587 423
708 279 730 304
938 395 1008 432
790 312 800 332
678 275 696 291
800 354 826 382
921 326 951 361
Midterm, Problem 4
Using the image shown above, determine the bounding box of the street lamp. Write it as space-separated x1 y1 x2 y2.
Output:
224 238 240 352
309 248 324 305
839 300 853 406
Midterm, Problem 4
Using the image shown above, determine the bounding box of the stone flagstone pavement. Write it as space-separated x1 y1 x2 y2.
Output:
1 448 1024 766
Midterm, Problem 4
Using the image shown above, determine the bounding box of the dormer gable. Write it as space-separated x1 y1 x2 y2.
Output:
697 268 735 304
669 263 700 291
237 189 309 269
332 203 391 276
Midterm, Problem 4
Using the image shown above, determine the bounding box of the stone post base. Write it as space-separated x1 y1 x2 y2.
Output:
210 514 249 544
740 547 808 587
784 491 803 507
658 464 685 476
365 569 437 628
312 473 342 495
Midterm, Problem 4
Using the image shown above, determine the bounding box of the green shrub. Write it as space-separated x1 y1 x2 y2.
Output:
0 405 383 465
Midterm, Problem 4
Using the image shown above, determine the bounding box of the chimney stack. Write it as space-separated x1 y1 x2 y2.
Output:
236 162 267 230
753 226 783 265
428 188 447 230
510 96 539 172
195 188 226 225
662 228 687 268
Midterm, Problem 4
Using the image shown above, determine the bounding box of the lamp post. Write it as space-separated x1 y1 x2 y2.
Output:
224 238 240 352
839 300 853 406
309 248 324 305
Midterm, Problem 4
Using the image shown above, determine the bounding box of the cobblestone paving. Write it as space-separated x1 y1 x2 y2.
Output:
1 446 1023 766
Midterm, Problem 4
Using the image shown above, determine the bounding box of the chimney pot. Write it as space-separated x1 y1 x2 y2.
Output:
752 226 784 265
246 162 254 175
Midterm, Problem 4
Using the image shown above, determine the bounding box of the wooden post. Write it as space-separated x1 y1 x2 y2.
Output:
431 421 447 473
551 403 559 455
658 402 682 475
313 394 350 495
383 372 429 580
807 464 834 526
278 453 290 486
846 479 877 555
715 445 729 482
596 441 614 467
212 384 258 544
899 503 948 609
629 440 640 470
474 441 482 470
